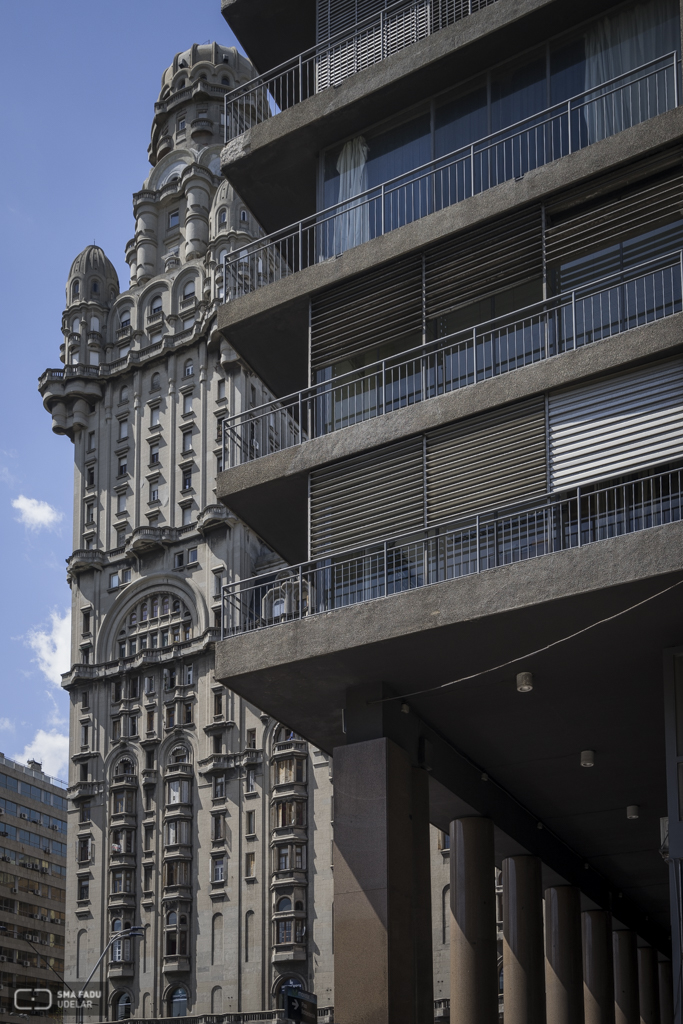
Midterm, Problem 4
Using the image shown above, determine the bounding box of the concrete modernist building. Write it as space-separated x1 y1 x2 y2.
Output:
213 0 683 1021
0 754 68 1019
38 43 338 1021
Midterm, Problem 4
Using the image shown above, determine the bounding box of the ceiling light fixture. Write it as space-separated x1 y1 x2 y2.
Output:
580 750 595 767
516 671 533 692
626 805 639 819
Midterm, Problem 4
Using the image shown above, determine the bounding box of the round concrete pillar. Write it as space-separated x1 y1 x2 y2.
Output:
545 885 584 1024
658 961 673 1024
637 946 660 1024
449 817 498 1024
503 855 545 1024
582 910 615 1024
184 182 210 260
613 930 639 1024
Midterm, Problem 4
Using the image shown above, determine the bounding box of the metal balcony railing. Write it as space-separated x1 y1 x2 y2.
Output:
222 463 683 637
224 54 678 302
224 0 499 141
222 249 683 469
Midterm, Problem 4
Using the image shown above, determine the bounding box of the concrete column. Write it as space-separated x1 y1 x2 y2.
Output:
613 930 639 1024
582 910 615 1024
545 885 585 1024
658 961 673 1024
332 737 433 1024
503 855 545 1024
449 817 498 1024
637 946 660 1024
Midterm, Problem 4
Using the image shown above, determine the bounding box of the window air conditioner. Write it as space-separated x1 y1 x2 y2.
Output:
40 868 48 874
0 956 7 962
19 813 28 820
50 825 59 831
32 935 39 942
11 887 18 894
22 960 30 967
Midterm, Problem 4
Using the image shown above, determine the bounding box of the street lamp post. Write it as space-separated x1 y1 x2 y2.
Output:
75 927 144 1023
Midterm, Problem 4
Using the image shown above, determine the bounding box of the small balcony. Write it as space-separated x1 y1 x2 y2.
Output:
224 0 500 143
222 462 683 638
162 955 191 974
108 960 134 978
223 54 679 301
164 763 193 778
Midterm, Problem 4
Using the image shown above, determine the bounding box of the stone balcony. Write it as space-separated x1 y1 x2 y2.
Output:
162 955 191 974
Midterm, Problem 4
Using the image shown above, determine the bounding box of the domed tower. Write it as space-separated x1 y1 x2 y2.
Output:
63 245 120 367
39 245 119 438
129 43 257 287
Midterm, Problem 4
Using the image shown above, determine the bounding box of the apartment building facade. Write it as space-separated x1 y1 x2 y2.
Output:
0 754 68 1020
39 42 338 1021
214 0 683 1021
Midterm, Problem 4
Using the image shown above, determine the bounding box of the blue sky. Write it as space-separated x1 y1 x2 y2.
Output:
0 1 242 779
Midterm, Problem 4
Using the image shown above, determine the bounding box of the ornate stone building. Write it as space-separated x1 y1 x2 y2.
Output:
39 43 335 1020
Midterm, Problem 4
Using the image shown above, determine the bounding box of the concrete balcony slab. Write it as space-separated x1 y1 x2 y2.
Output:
216 315 683 563
220 0 628 232
214 109 683 398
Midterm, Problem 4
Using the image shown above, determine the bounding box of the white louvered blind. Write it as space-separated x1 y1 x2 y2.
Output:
426 398 547 521
548 359 683 491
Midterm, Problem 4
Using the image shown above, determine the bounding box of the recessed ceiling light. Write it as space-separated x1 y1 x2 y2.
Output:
580 750 595 767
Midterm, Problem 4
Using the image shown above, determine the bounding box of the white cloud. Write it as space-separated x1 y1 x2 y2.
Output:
12 495 63 531
14 730 69 781
0 718 14 731
25 609 71 685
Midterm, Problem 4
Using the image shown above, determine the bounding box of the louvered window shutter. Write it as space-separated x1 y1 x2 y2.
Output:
424 207 543 327
310 254 424 375
545 160 683 290
426 398 547 521
309 437 424 556
548 360 683 491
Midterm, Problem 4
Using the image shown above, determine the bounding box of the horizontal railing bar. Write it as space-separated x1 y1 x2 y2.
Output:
225 53 678 267
223 462 683 594
222 248 683 426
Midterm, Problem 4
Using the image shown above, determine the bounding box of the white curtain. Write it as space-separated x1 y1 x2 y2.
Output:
584 0 677 141
334 136 370 254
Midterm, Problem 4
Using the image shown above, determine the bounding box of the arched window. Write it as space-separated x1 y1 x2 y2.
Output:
169 986 188 1017
171 746 188 764
152 597 159 618
72 281 80 298
129 610 137 627
162 597 170 615
141 603 148 622
240 210 247 222
183 280 195 298
172 600 180 615
120 311 131 328
221 77 230 85
114 758 135 777
71 317 80 334
183 359 193 378
111 919 131 963
114 992 131 1020
120 386 129 403
218 209 227 227
275 726 298 743
277 897 292 912
150 296 162 315
90 316 100 333
295 900 304 911
91 280 100 295
276 978 303 1009
151 372 161 392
